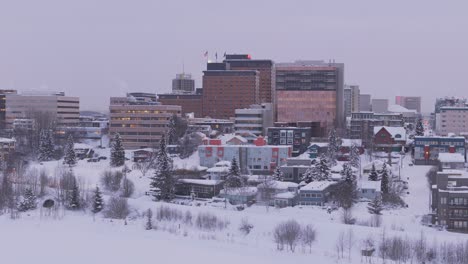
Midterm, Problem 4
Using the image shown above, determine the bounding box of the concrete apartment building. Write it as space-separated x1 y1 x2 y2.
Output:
359 94 372 112
432 170 468 232
267 126 312 157
5 91 80 128
344 85 360 117
395 96 421 113
172 73 195 94
435 106 468 136
433 97 468 130
275 60 344 137
371 98 389 113
202 62 259 119
109 93 181 149
234 103 273 136
224 54 275 106
414 136 465 165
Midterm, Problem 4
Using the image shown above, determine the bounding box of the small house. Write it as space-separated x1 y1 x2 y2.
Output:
373 126 407 152
359 181 381 200
132 148 155 162
257 181 299 204
205 161 231 180
175 179 224 198
299 181 336 206
219 187 258 205
274 192 298 208
74 143 94 159
307 143 328 159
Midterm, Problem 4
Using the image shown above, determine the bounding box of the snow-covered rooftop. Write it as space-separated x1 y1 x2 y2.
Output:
0 137 15 143
74 143 92 149
257 181 298 190
340 139 362 147
275 192 297 199
300 181 335 191
388 104 417 113
438 153 465 163
220 187 258 196
215 161 231 167
360 181 381 190
373 126 406 140
178 179 223 186
206 166 230 173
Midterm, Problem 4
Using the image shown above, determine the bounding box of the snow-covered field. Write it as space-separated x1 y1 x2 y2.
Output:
1 142 468 264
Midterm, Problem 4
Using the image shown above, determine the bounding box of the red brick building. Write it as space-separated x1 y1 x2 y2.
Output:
202 68 259 119
157 93 203 117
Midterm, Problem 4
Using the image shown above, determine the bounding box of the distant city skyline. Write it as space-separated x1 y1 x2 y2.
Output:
0 0 467 112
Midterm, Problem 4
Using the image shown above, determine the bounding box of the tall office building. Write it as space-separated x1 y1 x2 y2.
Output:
371 99 389 113
5 91 80 128
109 93 181 149
359 94 372 112
172 73 195 94
344 85 360 117
202 62 259 119
0 90 17 129
158 88 203 117
275 60 344 137
224 54 275 105
395 96 421 113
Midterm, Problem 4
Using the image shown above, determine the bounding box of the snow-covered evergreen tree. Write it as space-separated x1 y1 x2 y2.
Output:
316 155 331 181
367 196 383 215
38 129 54 161
18 188 37 212
272 166 284 182
63 135 76 167
349 144 361 169
368 163 379 181
110 133 126 167
301 165 318 184
167 114 178 145
327 129 340 166
415 119 424 136
224 157 244 189
91 186 104 214
380 163 390 194
67 181 81 210
149 134 175 201
336 163 358 209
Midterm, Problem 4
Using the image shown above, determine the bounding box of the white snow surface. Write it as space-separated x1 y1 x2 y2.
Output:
2 140 468 264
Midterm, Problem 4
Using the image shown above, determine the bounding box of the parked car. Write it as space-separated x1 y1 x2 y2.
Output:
87 158 99 163
98 156 107 161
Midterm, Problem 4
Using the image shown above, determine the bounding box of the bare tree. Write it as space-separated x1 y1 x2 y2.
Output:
273 220 302 252
104 196 130 219
301 224 316 253
135 160 152 178
259 176 277 211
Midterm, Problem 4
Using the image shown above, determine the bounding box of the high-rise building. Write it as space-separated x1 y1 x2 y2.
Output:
202 62 259 119
344 85 360 117
172 73 195 94
5 91 80 128
435 106 468 136
224 54 275 105
109 93 181 149
395 96 421 113
0 90 17 129
275 60 344 137
433 97 468 130
234 103 273 136
359 94 371 112
158 89 203 117
371 99 389 113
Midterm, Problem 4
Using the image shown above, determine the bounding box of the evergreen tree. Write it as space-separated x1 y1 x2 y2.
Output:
38 129 54 161
91 186 104 214
149 135 175 201
380 163 390 194
327 129 340 166
145 208 153 230
368 163 379 181
224 157 244 189
18 188 37 212
68 180 81 210
349 144 361 169
301 165 318 184
110 133 126 167
415 119 424 136
272 166 284 182
336 163 358 209
63 134 76 167
167 114 178 145
316 155 331 181
367 196 383 215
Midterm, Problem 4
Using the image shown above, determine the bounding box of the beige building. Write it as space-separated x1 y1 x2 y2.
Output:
436 106 468 136
109 93 181 149
5 91 80 128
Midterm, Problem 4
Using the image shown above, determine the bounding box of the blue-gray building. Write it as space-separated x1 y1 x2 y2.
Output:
298 181 336 206
414 136 466 165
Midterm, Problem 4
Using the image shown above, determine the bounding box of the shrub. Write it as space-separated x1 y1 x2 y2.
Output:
104 196 130 219
273 219 302 252
120 177 134 198
301 224 316 253
239 218 254 235
155 206 183 222
101 170 124 192
195 212 229 231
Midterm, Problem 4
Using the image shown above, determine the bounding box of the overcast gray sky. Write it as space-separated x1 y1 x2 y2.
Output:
1 0 467 112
